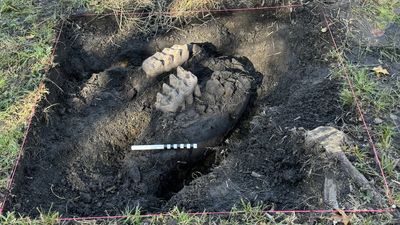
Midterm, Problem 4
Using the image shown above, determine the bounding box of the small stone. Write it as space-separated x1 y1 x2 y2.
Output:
251 171 263 178
104 202 114 209
14 203 21 209
389 114 398 120
127 165 141 183
126 88 137 100
80 192 92 203
374 118 383 124
196 104 206 113
324 176 339 209
58 107 66 115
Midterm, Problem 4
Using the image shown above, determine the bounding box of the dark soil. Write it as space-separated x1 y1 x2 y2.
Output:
7 6 345 217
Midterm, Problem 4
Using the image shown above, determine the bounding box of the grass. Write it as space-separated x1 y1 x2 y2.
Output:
0 201 348 224
337 58 399 184
0 211 59 225
376 123 395 150
334 0 400 220
121 206 142 225
0 202 396 224
359 0 400 29
0 0 58 196
169 0 221 17
339 66 399 116
339 67 376 106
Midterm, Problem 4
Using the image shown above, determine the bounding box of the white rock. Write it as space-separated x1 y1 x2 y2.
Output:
305 126 346 154
251 171 263 178
373 118 383 124
389 114 398 120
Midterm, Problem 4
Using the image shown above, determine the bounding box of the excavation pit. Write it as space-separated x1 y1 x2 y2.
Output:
7 7 347 218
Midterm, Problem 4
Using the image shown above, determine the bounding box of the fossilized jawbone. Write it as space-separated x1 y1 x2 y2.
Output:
142 44 190 78
124 55 255 198
155 66 201 113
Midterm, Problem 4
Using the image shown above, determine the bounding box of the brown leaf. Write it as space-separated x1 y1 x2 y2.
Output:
372 65 389 77
331 209 350 225
371 29 385 37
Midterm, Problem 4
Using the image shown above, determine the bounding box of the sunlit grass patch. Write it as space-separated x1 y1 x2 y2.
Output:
121 206 142 225
376 123 395 150
169 0 222 17
0 0 56 197
360 0 400 29
380 153 397 178
0 211 60 225
339 65 399 115
339 67 376 107
0 85 46 183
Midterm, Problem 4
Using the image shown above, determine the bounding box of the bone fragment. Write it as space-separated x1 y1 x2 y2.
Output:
305 126 384 206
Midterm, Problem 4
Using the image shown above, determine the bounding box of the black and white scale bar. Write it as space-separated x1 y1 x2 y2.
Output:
131 144 198 151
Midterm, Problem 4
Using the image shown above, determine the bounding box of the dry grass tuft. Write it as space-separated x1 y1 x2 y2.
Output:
169 0 222 18
0 84 46 132
90 0 155 11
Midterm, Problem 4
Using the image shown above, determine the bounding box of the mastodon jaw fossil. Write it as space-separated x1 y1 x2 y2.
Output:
142 44 190 78
155 67 201 113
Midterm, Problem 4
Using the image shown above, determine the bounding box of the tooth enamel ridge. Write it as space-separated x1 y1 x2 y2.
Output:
155 66 200 113
142 44 190 78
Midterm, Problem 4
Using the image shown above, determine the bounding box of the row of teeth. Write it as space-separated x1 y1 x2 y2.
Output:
155 66 201 113
142 44 190 78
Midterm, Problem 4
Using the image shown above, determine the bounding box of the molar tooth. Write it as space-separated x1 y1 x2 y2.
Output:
164 87 179 99
142 44 190 78
156 92 180 112
154 52 174 71
152 52 166 61
142 57 164 77
156 93 170 106
176 66 197 87
155 67 198 113
162 48 181 68
176 66 188 79
171 44 189 61
169 74 181 89
162 83 174 94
